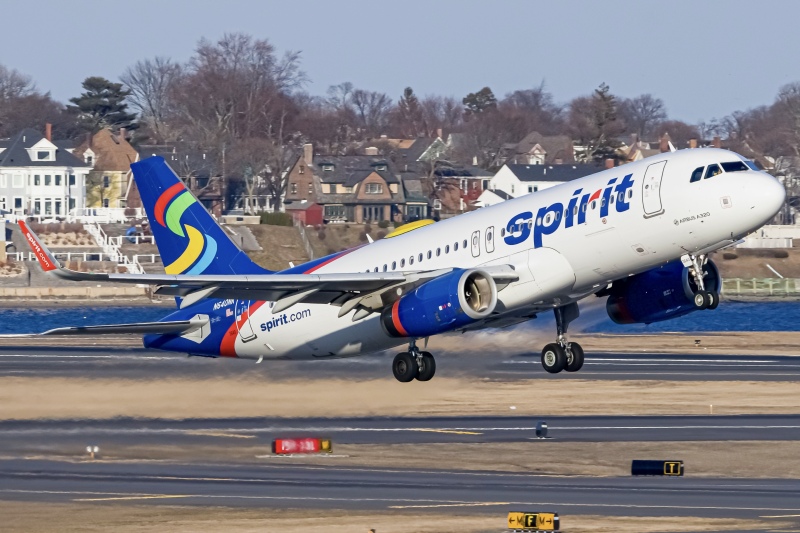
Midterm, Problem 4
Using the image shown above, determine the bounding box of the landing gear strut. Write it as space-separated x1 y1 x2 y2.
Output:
392 340 436 382
541 302 584 374
686 253 719 310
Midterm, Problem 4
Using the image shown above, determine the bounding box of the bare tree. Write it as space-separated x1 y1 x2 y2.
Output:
619 94 667 138
351 89 392 136
121 57 182 142
0 64 36 101
500 80 564 135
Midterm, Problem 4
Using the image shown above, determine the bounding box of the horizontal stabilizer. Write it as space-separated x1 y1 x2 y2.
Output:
37 317 207 336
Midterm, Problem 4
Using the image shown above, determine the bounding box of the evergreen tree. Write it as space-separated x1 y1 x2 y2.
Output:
68 76 138 133
398 87 423 136
590 83 623 163
462 87 497 117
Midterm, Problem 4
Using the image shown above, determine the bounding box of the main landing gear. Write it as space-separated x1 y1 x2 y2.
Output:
541 302 585 374
687 253 719 310
392 340 436 382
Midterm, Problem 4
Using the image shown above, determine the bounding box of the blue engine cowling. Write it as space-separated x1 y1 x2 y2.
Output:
381 268 497 338
606 259 721 324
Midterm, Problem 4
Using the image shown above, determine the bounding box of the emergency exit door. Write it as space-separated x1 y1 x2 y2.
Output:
642 160 667 218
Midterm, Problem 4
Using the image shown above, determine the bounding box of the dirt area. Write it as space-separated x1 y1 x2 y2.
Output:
1 377 799 420
0 502 785 533
26 440 800 480
306 223 388 257
246 225 309 270
712 248 800 278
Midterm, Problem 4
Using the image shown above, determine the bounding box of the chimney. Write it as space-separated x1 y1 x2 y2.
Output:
86 132 92 148
365 146 378 156
436 128 443 139
659 133 670 153
303 143 313 166
472 155 478 166
630 133 638 146
713 136 721 148
605 158 615 169
119 127 126 141
689 138 697 149
45 123 52 142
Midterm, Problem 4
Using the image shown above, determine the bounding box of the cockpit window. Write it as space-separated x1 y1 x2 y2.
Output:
745 160 759 171
704 164 722 179
721 161 749 172
690 166 704 183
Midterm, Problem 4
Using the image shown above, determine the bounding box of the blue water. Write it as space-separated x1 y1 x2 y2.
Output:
0 306 172 334
0 301 795 335
584 301 800 333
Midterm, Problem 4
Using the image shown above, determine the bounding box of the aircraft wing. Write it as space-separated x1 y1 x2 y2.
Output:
19 221 518 316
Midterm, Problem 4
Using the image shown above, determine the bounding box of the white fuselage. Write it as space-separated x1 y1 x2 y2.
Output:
225 149 784 360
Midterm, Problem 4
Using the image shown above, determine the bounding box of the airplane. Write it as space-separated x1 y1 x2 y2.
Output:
19 148 784 382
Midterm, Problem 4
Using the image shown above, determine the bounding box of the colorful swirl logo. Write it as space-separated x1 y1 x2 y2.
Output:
154 183 217 275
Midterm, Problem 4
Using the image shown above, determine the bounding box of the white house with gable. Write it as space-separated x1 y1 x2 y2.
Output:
474 163 599 207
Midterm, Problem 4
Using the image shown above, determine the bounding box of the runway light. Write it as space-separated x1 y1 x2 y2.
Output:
86 445 99 460
510 406 516 410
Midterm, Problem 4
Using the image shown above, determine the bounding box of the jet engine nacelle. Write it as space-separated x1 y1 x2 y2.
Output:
606 259 721 325
381 268 497 337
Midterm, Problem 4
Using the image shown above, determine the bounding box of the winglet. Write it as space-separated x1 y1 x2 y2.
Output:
18 221 60 272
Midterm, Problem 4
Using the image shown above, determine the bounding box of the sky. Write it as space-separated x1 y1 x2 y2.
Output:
2 0 799 125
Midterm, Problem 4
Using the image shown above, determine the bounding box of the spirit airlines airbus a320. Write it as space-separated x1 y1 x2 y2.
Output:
20 148 784 382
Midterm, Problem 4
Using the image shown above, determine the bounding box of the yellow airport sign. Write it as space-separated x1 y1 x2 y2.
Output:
507 511 559 531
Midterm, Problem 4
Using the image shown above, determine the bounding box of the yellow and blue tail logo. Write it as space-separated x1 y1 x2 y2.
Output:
131 156 271 276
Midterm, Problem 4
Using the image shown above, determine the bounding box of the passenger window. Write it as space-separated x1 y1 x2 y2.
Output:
436 248 441 256
392 261 396 270
527 220 533 228
428 250 432 259
721 161 749 172
463 239 467 248
536 217 542 226
445 245 450 253
581 203 587 212
610 195 615 204
591 200 596 210
418 253 423 262
627 189 633 199
704 164 722 179
690 166 704 183
400 259 405 267
374 267 378 272
454 242 459 251
573 205 578 216
383 264 387 272
409 256 414 265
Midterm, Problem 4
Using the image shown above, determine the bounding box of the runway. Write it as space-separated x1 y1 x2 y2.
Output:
1 345 799 381
1 415 800 448
1 343 800 530
0 459 798 519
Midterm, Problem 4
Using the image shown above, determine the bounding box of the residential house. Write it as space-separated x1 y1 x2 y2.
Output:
0 126 91 217
494 131 575 168
475 163 599 207
137 145 225 216
74 128 139 210
430 165 492 216
284 144 413 223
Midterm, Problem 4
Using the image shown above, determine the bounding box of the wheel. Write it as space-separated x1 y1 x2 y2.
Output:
706 291 719 310
392 352 418 382
416 352 436 381
565 342 584 372
541 343 567 374
692 291 709 310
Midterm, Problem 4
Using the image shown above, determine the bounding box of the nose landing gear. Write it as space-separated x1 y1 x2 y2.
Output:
686 253 720 310
541 302 585 374
392 340 436 382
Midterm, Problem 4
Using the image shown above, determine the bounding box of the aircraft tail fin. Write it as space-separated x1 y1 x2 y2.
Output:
131 156 271 275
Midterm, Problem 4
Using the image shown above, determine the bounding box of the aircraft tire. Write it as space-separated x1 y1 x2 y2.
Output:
692 291 709 310
707 291 719 310
541 343 567 374
565 342 585 372
416 352 436 381
392 352 418 382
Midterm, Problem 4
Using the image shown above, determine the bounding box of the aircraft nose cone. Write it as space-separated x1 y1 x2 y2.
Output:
751 172 785 222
